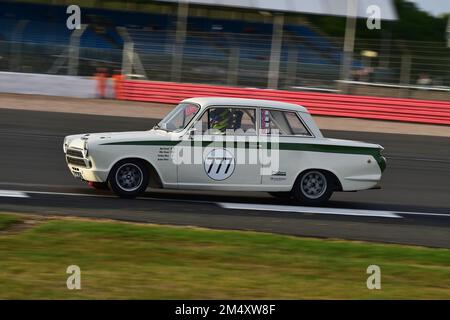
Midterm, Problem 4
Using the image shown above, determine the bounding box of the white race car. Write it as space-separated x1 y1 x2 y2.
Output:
63 97 386 204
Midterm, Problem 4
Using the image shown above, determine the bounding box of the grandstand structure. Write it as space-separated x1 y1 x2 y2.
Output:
0 0 449 99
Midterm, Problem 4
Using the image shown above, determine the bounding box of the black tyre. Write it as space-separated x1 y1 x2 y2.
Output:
108 160 149 198
292 170 334 205
88 181 109 190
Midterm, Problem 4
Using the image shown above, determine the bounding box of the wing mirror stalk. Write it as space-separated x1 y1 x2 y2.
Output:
187 127 197 139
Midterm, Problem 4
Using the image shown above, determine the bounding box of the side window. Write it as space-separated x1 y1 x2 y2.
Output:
261 109 311 136
284 112 310 135
197 107 256 135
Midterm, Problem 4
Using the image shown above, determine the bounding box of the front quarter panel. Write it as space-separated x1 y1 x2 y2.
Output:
91 136 178 186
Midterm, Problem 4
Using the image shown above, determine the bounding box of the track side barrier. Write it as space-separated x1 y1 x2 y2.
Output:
121 80 450 125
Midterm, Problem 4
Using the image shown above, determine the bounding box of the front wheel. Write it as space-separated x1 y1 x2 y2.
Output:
292 170 334 205
108 160 149 198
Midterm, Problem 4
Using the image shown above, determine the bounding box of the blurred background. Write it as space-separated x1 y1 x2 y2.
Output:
0 0 449 100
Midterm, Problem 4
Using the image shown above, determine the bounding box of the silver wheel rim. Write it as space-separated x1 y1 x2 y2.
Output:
300 171 327 199
115 163 143 192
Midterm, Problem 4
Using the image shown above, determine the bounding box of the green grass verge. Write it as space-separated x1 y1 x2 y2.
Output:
0 212 449 299
0 213 23 231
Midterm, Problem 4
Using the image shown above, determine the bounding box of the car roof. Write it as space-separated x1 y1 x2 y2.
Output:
182 97 309 113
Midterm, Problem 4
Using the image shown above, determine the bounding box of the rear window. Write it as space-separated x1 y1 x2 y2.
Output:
261 110 311 136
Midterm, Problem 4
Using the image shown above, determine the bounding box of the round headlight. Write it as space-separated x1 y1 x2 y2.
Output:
63 137 68 153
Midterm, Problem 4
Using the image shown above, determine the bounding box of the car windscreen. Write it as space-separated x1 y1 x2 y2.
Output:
156 103 200 132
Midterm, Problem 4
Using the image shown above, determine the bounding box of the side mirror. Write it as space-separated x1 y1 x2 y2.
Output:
187 127 197 139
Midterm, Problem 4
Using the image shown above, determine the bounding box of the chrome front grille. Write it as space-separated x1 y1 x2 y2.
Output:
66 148 83 158
66 156 87 167
66 148 88 167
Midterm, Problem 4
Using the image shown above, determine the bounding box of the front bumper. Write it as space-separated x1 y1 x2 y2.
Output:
65 148 108 182
67 164 109 182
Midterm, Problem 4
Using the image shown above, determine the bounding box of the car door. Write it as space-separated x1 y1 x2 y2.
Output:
176 106 262 189
259 108 314 188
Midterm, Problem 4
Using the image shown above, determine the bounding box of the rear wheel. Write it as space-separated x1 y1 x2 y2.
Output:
292 170 334 205
108 160 149 198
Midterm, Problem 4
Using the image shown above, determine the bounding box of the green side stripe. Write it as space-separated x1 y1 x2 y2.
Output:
100 140 386 172
101 140 180 146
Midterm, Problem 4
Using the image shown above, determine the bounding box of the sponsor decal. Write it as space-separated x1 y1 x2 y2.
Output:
157 146 173 161
270 171 287 181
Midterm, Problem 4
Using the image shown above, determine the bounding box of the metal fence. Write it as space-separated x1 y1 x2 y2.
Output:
108 29 450 99
0 41 122 76
0 27 449 100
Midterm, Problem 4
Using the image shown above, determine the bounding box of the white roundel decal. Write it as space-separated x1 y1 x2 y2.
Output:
204 148 236 181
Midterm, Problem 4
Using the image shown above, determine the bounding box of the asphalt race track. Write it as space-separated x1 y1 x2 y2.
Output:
1 108 449 248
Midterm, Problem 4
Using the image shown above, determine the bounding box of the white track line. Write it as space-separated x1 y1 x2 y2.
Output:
218 203 403 218
393 211 450 217
0 190 29 198
1 189 449 219
24 190 117 198
0 182 76 188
